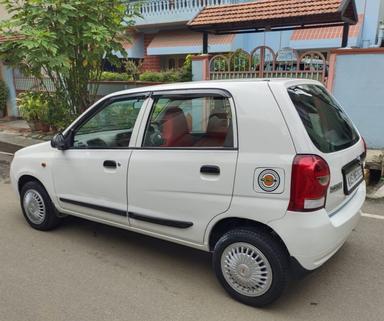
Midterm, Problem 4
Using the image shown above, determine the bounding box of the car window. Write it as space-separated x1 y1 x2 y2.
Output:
73 97 145 149
288 84 359 153
143 94 233 148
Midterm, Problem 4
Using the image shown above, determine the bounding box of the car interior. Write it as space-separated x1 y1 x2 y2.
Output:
144 96 233 148
72 95 234 149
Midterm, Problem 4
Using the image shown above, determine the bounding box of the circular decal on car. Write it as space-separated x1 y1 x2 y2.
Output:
258 169 280 192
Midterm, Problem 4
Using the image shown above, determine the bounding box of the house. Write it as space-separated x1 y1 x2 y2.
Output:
0 4 18 118
126 0 384 72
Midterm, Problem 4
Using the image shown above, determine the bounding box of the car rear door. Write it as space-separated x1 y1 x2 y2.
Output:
271 81 365 214
127 89 238 244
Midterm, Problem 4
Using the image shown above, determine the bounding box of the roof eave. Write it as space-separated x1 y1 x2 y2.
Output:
338 0 358 24
187 0 359 34
189 13 350 33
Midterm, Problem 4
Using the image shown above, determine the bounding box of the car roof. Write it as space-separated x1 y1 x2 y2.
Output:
104 78 323 99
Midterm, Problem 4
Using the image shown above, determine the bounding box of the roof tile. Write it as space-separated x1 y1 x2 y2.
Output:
188 0 355 31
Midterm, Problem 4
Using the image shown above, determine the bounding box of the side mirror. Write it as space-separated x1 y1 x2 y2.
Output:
51 132 69 150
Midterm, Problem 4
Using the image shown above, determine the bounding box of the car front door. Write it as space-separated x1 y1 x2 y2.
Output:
52 94 148 225
127 90 238 244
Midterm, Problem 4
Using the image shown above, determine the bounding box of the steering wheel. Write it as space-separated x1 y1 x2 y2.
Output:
147 122 164 146
86 137 108 148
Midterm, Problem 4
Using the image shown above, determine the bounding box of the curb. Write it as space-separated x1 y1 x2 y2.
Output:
0 125 30 134
366 181 384 200
0 130 47 150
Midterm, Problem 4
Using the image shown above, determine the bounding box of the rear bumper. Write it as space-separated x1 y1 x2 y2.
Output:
269 182 366 271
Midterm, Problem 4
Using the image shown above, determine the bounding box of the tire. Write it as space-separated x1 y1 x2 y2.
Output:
212 228 289 307
20 181 61 231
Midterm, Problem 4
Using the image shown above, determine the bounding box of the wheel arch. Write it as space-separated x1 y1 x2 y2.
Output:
207 217 290 256
18 174 45 193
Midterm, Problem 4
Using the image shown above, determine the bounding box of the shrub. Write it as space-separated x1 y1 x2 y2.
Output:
18 92 48 123
99 72 133 81
140 70 180 82
47 93 76 130
139 71 164 82
0 80 8 115
124 60 142 81
18 91 75 131
139 69 184 82
139 56 192 83
180 54 192 82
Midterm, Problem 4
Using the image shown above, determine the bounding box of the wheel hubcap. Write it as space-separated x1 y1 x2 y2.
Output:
23 189 46 225
221 242 273 297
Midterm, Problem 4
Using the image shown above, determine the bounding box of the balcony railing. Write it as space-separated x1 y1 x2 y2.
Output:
128 0 252 24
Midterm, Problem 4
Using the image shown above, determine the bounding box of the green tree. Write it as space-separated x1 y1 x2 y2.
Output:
0 0 140 114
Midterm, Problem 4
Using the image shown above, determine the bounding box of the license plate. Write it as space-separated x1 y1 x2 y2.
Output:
342 160 364 195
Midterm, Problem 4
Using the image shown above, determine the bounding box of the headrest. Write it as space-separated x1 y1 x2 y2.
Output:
206 113 229 138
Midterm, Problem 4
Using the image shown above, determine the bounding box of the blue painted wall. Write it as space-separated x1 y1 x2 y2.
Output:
0 64 18 117
235 30 293 53
128 33 145 58
114 34 144 58
148 42 234 55
191 59 203 81
332 53 384 148
360 0 383 47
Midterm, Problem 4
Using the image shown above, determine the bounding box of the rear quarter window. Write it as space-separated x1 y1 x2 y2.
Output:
288 84 359 153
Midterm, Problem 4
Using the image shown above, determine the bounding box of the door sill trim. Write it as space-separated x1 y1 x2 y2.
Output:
128 212 193 229
59 198 127 217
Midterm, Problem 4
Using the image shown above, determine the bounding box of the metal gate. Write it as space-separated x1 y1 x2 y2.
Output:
209 46 327 83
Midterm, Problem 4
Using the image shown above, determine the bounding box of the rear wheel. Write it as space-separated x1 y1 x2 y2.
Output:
212 228 289 307
20 181 61 231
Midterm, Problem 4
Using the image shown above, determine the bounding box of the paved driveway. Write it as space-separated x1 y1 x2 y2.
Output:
0 154 383 321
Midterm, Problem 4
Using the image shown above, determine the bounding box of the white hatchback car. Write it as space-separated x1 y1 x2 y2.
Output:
10 79 366 306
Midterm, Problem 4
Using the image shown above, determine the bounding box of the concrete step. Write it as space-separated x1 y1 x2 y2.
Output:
0 132 44 150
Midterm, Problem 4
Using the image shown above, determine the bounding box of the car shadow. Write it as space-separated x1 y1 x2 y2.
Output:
59 215 212 270
55 215 360 312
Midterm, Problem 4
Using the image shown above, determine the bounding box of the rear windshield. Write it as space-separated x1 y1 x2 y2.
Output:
288 84 359 153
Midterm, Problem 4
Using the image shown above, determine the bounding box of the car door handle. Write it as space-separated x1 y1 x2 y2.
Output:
103 160 117 169
200 165 220 175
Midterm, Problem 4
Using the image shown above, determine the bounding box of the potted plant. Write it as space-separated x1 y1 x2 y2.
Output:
18 92 40 130
18 92 49 131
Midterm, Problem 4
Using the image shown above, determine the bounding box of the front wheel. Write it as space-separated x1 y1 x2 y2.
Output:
212 229 289 307
20 181 62 231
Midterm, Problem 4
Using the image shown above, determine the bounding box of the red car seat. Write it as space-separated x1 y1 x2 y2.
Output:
195 112 229 147
161 107 193 147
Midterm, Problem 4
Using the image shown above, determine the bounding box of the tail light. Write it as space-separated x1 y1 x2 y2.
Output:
288 155 330 212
